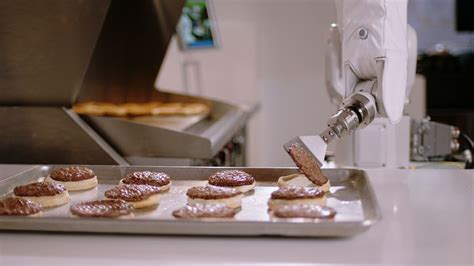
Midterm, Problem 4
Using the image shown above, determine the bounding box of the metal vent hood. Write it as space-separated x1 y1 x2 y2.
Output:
0 0 110 106
0 0 185 106
77 0 185 103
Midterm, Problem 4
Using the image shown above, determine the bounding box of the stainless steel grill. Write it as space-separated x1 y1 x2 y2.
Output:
0 0 253 166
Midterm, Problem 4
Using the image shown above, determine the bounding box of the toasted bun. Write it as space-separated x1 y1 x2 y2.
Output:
277 174 330 192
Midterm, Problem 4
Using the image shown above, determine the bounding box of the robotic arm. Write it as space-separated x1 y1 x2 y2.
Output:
285 0 417 166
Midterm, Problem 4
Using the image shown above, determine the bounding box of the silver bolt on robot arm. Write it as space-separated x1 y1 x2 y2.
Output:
285 0 417 166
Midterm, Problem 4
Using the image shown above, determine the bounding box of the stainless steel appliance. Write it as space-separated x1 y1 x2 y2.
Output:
0 0 252 166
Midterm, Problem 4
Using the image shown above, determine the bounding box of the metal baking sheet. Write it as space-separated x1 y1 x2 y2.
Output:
0 166 381 237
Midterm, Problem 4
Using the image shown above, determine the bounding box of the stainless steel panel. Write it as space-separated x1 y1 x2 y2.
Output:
65 109 129 165
81 92 250 159
0 0 184 106
85 115 212 159
0 0 110 106
128 114 208 131
0 166 381 237
0 107 122 164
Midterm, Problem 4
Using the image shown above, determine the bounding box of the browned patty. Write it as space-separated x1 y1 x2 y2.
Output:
172 203 237 219
0 197 42 216
14 182 66 197
104 184 162 202
273 204 336 219
50 167 96 182
208 170 255 187
287 144 328 186
186 186 242 200
70 199 134 218
122 171 171 187
270 186 325 200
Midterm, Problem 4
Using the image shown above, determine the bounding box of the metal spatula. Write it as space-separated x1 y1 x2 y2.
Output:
283 135 328 167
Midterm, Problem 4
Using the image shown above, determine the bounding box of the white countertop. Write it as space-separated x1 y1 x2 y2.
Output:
0 165 473 265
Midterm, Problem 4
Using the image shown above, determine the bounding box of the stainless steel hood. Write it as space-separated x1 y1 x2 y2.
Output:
77 0 185 103
0 0 110 106
0 0 184 106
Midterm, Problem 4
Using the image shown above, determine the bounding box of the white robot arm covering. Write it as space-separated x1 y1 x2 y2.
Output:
286 0 416 166
338 0 408 123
